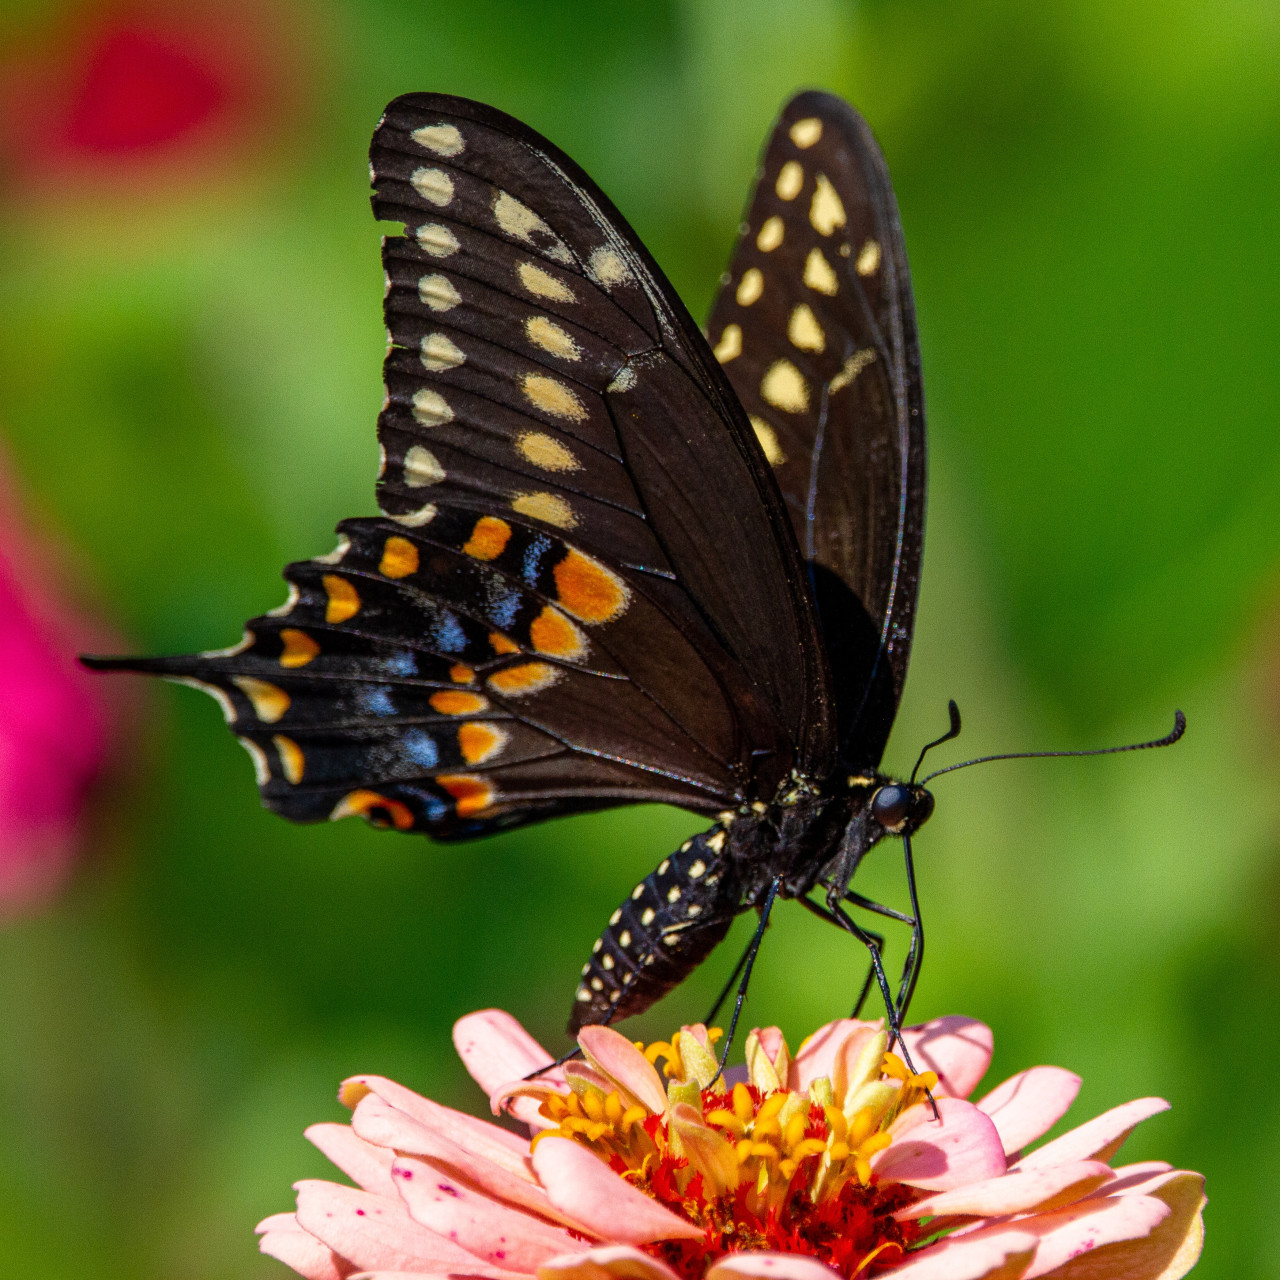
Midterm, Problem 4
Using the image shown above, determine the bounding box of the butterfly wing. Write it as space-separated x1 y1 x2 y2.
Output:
705 91 926 768
87 93 837 837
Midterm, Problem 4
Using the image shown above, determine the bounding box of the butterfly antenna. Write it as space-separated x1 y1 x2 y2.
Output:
910 700 963 784
921 710 1186 785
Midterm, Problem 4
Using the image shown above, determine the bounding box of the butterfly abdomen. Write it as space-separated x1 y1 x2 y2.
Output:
568 822 742 1032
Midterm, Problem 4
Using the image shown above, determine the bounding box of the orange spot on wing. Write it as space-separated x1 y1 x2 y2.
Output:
272 734 305 784
552 549 630 623
278 628 320 668
463 516 512 561
529 604 586 659
449 663 475 683
487 661 560 696
489 631 520 655
436 774 495 818
330 789 415 830
458 721 507 764
231 676 290 723
379 535 419 578
323 575 360 623
430 690 488 715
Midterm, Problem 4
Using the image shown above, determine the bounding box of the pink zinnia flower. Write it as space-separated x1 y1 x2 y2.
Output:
258 1010 1204 1280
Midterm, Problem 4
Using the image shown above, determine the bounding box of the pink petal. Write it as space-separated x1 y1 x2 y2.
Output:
789 1019 882 1091
897 1160 1113 1220
391 1155 588 1269
1019 1193 1170 1278
706 1252 844 1280
562 1062 616 1094
886 1228 1039 1280
530 1136 702 1244
347 1076 533 1180
872 1097 1007 1190
454 1010 562 1131
900 1017 994 1099
257 1212 352 1280
352 1094 584 1231
1012 1098 1169 1173
294 1179 520 1277
577 1026 668 1113
307 1123 398 1197
537 1243 684 1280
976 1068 1081 1156
1064 1171 1206 1280
1098 1162 1176 1195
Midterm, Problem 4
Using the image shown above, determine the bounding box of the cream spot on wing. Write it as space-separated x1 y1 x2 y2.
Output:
411 167 454 206
420 332 464 371
516 431 579 472
776 160 804 200
404 444 445 486
411 123 464 156
856 238 882 276
712 324 742 363
632 884 644 900
761 360 809 414
493 191 572 262
688 859 706 878
658 859 670 874
803 247 838 295
610 909 622 925
706 830 726 853
411 387 453 427
517 261 574 302
829 348 876 393
750 416 786 467
736 267 763 306
789 117 823 148
238 736 270 785
388 503 437 527
522 372 587 421
313 536 351 565
419 273 461 311
575 987 591 1002
602 954 614 970
588 246 630 287
641 907 655 925
756 215 784 252
525 315 580 360
511 491 576 529
788 303 826 353
607 366 636 393
167 675 236 724
591 977 604 991
416 223 460 257
810 173 847 236
667 885 681 903
200 630 253 659
267 583 300 617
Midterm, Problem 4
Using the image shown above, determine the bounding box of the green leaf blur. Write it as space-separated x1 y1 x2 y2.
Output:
0 1 1276 1277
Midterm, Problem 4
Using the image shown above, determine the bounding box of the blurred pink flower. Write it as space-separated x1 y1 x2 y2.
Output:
0 467 111 909
257 1010 1205 1280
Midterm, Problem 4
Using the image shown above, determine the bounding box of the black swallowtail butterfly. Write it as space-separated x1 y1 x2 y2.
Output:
86 90 953 1051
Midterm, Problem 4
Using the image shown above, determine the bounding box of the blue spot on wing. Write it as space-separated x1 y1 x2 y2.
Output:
359 687 397 717
401 729 439 769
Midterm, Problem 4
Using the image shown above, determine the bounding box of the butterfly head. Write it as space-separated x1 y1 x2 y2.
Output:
869 781 934 835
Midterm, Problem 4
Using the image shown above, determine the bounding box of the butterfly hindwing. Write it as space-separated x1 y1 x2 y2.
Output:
706 91 926 768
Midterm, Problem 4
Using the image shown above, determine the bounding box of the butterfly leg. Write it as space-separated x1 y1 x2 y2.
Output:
703 931 755 1027
798 896 883 1018
710 874 783 1084
893 833 925 1026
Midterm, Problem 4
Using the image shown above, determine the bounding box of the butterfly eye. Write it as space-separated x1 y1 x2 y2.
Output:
871 784 910 830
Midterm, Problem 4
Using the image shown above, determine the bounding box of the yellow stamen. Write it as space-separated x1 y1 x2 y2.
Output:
732 1083 755 1123
756 1093 788 1124
582 1092 605 1122
620 1105 647 1136
605 1091 624 1124
705 1108 745 1135
824 1105 847 1142
783 1112 808 1151
792 1137 827 1160
829 1141 851 1162
854 1156 873 1185
881 1052 910 1081
750 1142 780 1160
735 1138 756 1163
753 1118 782 1142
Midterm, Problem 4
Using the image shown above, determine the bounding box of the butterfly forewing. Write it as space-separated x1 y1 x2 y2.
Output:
706 92 925 768
89 93 841 837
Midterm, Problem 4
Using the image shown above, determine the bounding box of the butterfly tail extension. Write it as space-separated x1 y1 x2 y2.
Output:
568 821 741 1034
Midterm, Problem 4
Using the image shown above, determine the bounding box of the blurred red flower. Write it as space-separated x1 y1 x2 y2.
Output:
0 1 305 188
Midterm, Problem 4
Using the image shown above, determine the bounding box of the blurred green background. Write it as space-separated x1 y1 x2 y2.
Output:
1 1 1278 1277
